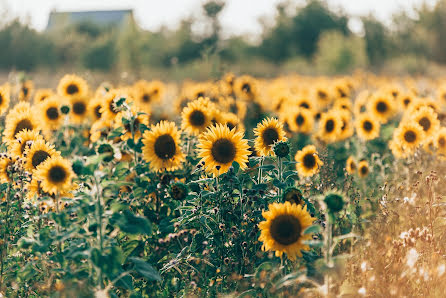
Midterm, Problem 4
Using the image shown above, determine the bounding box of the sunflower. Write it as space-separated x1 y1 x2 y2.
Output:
197 124 250 176
70 96 90 124
283 187 304 205
258 201 315 260
222 112 244 133
100 89 130 122
345 156 356 174
90 120 111 143
353 90 369 115
434 127 446 158
57 74 89 98
181 98 213 135
295 145 323 177
233 75 258 101
114 108 150 141
355 113 380 141
285 107 314 134
317 111 342 143
220 96 247 120
19 80 33 101
397 93 415 111
337 109 354 141
24 139 60 171
9 129 44 158
357 160 369 178
133 80 165 113
3 103 41 142
411 106 439 141
254 118 287 156
0 86 10 115
0 156 15 183
39 96 63 131
88 96 104 122
392 122 425 154
142 121 185 172
35 156 75 195
33 89 53 105
313 85 332 108
332 80 350 99
294 97 314 111
333 98 352 112
368 94 395 123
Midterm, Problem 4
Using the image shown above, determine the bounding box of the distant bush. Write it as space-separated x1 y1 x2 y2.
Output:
81 36 116 71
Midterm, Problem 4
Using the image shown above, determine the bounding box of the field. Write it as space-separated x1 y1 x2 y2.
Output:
1 72 446 297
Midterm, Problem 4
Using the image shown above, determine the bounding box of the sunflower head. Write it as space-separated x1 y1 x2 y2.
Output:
19 80 34 101
295 145 323 177
392 121 425 155
24 139 59 171
283 187 304 205
4 103 41 142
358 160 369 178
57 74 89 98
345 156 356 175
285 107 314 134
35 156 76 195
324 193 345 213
169 182 189 201
34 89 54 105
368 94 395 123
411 106 439 140
254 118 287 156
0 86 11 115
273 141 290 158
9 129 44 158
318 111 342 143
355 114 380 141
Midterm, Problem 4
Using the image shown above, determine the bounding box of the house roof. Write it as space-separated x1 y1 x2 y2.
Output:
46 9 134 30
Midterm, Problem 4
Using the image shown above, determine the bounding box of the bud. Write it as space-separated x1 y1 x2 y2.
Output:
273 141 290 158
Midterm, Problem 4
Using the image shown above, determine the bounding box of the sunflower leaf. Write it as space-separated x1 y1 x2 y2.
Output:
303 225 321 235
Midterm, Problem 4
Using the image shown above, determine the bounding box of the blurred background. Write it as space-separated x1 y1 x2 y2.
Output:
0 0 445 83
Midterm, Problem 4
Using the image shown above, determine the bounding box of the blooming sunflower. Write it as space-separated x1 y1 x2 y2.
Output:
222 112 244 132
24 139 60 171
9 129 44 158
181 98 213 135
435 127 446 158
100 89 129 122
346 156 356 174
295 145 323 177
337 109 354 141
142 121 185 172
19 80 33 101
197 124 250 176
33 89 53 105
258 201 315 260
233 75 258 101
285 107 314 134
57 74 89 98
133 80 165 113
3 103 41 142
90 120 111 143
39 96 63 131
70 96 90 124
35 156 76 195
397 93 415 111
313 85 332 108
357 160 369 178
368 94 395 123
317 111 342 143
392 122 425 154
411 106 440 141
220 96 247 120
254 118 287 156
355 113 380 141
0 86 10 115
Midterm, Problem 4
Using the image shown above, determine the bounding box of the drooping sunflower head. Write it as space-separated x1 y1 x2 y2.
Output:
33 89 54 105
39 95 63 131
254 117 287 156
283 187 304 205
35 156 76 195
411 106 439 141
57 74 89 98
295 145 323 178
9 129 44 158
197 124 250 176
368 94 395 123
0 86 10 115
70 96 90 124
355 113 380 141
181 98 213 135
345 156 356 175
24 139 60 171
318 111 342 143
258 201 315 260
4 103 41 142
285 107 314 134
358 160 369 178
142 121 185 172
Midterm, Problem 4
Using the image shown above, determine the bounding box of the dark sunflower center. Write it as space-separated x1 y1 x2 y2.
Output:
262 127 279 146
189 110 205 127
296 114 305 126
32 150 51 168
362 120 373 132
318 91 327 100
303 153 316 169
376 101 388 113
40 95 49 102
325 119 335 133
142 94 150 103
270 214 301 245
403 98 410 106
73 101 86 115
95 105 102 119
349 161 356 171
338 88 346 98
196 92 205 99
300 102 310 109
22 87 29 97
227 122 235 130
404 130 417 143
154 134 176 160
13 119 33 138
360 165 368 176
439 137 445 147
211 138 236 164
0 94 3 104
419 117 431 131
66 84 79 95
242 83 251 93
49 165 67 183
46 107 59 120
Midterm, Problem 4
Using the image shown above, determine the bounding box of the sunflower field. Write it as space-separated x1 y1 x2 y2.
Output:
0 72 446 297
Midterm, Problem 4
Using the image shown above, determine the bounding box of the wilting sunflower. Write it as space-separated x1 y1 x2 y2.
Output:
345 156 356 174
411 106 440 141
33 89 53 105
258 201 315 260
9 129 44 158
19 80 34 101
254 118 287 156
317 111 342 143
114 108 150 141
355 113 380 141
181 98 213 135
434 127 446 158
142 121 185 172
35 156 75 195
197 124 250 176
24 139 60 171
70 96 90 124
0 156 15 183
295 145 323 177
285 107 314 134
392 122 425 154
39 96 63 131
3 103 41 142
358 160 369 178
368 94 395 123
57 74 89 98
0 86 10 115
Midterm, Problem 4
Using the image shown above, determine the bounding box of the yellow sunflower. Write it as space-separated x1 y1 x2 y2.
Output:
57 74 89 98
355 114 380 141
220 96 247 120
368 94 396 123
142 121 185 172
70 96 90 124
133 80 164 113
181 98 213 135
258 201 315 260
392 122 425 154
337 109 354 141
90 120 111 143
222 112 244 133
88 96 104 122
19 80 33 101
411 106 440 141
0 86 10 115
34 156 76 195
397 93 415 111
100 89 129 122
3 103 41 142
345 156 356 174
0 156 15 183
353 90 369 115
294 145 323 177
9 129 44 158
24 139 60 171
33 89 53 105
358 160 369 178
253 118 287 156
114 108 150 141
285 107 314 134
317 111 342 143
197 124 250 176
233 75 259 101
313 85 332 108
39 96 63 131
434 127 446 158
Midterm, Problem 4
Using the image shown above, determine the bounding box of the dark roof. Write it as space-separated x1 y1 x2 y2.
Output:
46 9 134 30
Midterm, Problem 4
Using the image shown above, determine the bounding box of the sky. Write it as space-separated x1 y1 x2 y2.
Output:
0 0 438 36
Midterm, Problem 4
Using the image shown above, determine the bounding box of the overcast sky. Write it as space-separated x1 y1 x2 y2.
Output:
0 0 438 36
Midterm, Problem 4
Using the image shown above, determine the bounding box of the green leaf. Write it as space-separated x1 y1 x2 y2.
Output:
303 225 321 235
115 210 152 235
128 257 161 281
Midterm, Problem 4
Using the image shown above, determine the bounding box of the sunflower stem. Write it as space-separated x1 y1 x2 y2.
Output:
257 156 264 184
93 176 105 289
0 184 11 291
323 211 334 295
